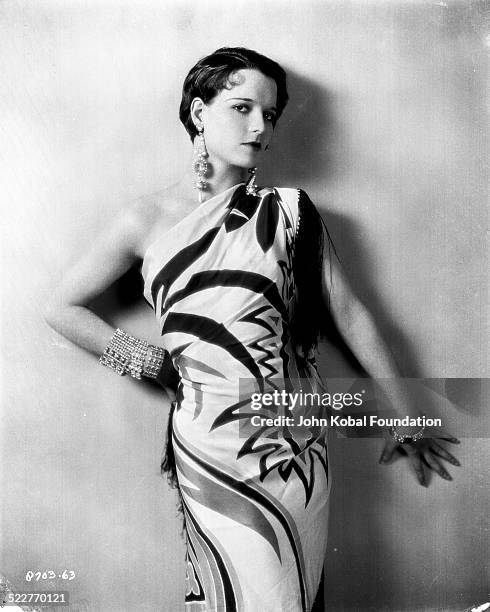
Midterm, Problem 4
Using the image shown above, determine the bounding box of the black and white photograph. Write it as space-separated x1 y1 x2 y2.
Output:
1 1 489 611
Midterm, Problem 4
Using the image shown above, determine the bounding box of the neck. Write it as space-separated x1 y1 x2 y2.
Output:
181 157 251 203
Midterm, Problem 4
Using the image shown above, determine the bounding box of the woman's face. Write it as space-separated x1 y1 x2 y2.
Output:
193 68 278 171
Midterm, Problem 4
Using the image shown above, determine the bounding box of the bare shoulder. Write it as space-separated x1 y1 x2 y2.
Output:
124 182 194 259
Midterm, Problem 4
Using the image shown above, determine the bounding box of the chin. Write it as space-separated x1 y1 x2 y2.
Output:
224 161 255 172
234 154 262 168
214 151 261 170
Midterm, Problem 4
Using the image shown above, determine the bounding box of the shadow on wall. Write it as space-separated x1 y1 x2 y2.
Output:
91 66 487 418
262 68 425 381
90 264 145 313
92 67 487 419
261 69 344 187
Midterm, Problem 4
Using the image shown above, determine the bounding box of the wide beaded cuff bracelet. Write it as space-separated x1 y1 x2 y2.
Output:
143 344 168 380
99 328 167 380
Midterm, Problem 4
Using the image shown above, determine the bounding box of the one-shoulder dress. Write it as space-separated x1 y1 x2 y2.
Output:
141 183 331 612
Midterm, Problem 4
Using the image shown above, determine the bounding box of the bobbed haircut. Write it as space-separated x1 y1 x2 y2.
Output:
179 47 289 141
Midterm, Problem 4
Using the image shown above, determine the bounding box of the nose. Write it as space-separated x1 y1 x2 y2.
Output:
249 109 266 135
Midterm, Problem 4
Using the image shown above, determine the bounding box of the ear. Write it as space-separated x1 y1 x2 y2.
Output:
190 97 206 130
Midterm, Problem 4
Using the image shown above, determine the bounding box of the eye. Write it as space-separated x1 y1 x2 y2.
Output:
232 104 249 114
264 112 276 123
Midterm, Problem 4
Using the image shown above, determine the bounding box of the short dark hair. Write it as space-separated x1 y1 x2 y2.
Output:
179 47 289 141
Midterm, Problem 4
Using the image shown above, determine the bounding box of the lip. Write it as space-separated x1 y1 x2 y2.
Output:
242 142 262 150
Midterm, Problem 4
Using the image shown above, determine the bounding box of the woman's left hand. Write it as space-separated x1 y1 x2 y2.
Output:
379 433 461 487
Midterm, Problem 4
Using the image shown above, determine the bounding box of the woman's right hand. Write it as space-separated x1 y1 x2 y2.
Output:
154 363 180 402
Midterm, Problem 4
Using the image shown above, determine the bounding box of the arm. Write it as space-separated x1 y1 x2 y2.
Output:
321 249 460 484
44 199 177 397
321 253 417 415
44 201 147 355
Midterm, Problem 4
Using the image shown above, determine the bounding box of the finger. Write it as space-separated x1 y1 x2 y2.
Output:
407 450 427 486
423 450 453 481
433 433 460 444
162 387 177 402
422 426 459 443
429 441 460 466
379 440 399 464
400 441 418 456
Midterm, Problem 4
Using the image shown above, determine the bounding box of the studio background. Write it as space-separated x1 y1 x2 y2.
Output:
1 1 488 611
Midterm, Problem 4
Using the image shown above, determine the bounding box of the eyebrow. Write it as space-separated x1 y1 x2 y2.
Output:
226 97 277 111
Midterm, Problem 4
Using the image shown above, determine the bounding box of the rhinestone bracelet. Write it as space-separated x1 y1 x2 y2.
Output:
100 328 168 380
389 425 425 444
143 344 168 379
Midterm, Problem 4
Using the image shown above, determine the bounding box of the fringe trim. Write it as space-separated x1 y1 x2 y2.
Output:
290 189 340 357
160 400 187 537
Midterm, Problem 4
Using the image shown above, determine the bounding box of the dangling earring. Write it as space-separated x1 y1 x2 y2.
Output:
193 126 208 203
245 167 259 196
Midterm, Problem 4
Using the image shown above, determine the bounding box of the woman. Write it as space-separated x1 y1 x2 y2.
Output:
44 47 460 612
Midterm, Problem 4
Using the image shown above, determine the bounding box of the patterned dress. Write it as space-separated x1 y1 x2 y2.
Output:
141 183 331 612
